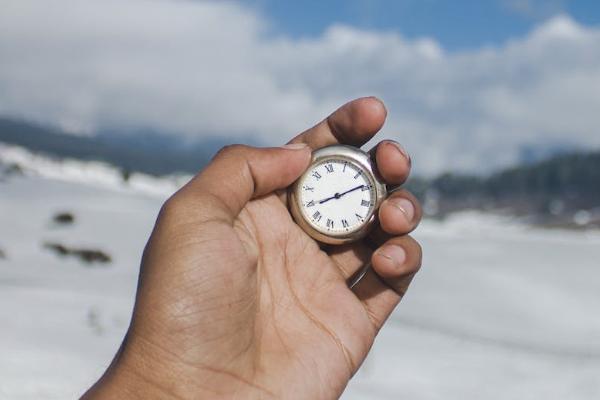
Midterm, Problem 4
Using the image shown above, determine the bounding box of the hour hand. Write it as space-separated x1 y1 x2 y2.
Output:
318 194 338 204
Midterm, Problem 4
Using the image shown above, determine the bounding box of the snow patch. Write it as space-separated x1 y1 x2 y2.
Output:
0 142 189 198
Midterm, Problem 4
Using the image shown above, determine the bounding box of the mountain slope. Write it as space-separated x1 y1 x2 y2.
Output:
0 118 236 175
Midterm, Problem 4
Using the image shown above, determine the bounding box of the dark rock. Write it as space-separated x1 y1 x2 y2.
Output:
53 212 75 225
77 249 111 264
45 242 69 255
43 242 111 265
0 162 24 182
121 169 131 183
5 163 23 176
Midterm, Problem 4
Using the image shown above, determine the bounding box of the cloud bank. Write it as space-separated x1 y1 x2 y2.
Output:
1 0 600 174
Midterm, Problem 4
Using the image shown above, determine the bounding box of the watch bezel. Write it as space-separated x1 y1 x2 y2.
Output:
288 144 387 245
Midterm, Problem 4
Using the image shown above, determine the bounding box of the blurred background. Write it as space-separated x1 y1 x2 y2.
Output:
1 1 599 399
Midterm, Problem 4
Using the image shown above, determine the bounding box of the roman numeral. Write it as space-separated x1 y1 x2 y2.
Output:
361 200 370 207
355 213 364 221
341 219 349 228
312 211 322 221
324 163 334 173
303 185 314 192
361 185 370 191
306 200 315 207
312 171 322 180
353 170 363 179
326 219 334 229
342 162 347 172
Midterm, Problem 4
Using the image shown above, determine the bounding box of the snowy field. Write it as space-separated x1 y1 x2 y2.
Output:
1 150 599 399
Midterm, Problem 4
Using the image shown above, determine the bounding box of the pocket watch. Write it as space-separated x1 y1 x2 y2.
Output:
288 145 388 245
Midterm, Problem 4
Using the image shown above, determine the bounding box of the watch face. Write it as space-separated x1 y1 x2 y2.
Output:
297 157 377 236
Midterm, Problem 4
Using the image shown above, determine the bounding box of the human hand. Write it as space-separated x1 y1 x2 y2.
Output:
82 97 423 400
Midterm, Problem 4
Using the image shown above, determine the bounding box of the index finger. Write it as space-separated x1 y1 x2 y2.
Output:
289 96 387 149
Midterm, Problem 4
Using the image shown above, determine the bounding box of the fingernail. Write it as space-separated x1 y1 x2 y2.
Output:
281 143 309 150
387 141 411 167
375 244 406 268
388 197 415 222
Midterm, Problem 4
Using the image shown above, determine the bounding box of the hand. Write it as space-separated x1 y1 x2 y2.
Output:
82 97 423 400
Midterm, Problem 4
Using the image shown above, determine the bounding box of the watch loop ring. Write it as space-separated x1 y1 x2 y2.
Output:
347 263 371 289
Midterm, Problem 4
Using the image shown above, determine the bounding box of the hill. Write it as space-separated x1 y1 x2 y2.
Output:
0 118 235 176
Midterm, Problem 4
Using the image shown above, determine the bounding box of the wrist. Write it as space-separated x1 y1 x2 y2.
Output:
81 335 192 400
81 331 276 400
81 362 162 400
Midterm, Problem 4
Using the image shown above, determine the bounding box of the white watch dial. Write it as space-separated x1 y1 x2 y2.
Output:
298 158 376 235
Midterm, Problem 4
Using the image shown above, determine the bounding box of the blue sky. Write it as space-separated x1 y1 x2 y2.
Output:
252 0 600 50
1 0 600 175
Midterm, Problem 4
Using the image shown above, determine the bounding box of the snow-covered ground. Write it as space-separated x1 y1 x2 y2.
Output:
1 147 599 399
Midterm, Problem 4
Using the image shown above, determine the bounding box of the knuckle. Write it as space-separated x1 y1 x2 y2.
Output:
159 193 189 220
213 144 248 160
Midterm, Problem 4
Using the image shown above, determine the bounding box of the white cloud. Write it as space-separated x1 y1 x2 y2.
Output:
1 0 599 175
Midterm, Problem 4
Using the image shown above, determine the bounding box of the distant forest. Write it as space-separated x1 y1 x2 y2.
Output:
1 117 599 226
405 151 600 223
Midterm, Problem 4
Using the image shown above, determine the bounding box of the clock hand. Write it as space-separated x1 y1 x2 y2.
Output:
318 193 339 204
318 185 364 204
337 184 364 198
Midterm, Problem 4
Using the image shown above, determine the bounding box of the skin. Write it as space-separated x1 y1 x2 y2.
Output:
82 97 423 400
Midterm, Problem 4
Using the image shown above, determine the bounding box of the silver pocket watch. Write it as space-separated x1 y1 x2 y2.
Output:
289 145 388 245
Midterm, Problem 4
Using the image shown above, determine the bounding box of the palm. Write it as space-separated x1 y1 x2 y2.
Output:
233 193 374 397
138 193 373 399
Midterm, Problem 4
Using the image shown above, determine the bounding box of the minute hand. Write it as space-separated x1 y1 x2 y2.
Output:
337 184 365 198
318 185 364 204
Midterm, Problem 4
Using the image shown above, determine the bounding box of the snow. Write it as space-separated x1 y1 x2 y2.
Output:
0 175 158 400
350 215 600 399
0 143 188 197
1 152 599 399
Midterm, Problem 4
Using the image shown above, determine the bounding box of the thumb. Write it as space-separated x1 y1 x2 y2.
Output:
180 143 311 222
